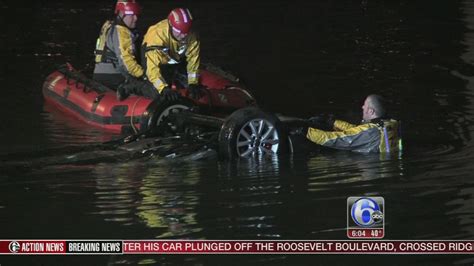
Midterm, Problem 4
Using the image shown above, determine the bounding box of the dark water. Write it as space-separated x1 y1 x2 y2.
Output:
1 0 474 265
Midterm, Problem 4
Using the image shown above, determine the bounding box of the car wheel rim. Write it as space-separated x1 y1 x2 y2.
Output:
156 104 189 134
236 118 279 157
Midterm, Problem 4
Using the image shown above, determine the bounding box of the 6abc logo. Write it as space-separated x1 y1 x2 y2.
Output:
347 197 384 238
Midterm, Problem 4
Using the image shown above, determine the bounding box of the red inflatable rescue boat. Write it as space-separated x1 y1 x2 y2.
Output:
42 64 256 134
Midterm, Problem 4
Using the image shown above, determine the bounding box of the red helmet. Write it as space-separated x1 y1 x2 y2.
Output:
168 8 193 34
115 0 141 16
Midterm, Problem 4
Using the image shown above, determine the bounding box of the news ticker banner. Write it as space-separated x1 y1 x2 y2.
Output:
0 240 472 255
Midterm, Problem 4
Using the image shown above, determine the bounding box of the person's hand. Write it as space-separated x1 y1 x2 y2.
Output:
187 84 202 99
116 82 130 101
307 114 335 130
161 87 179 101
290 126 309 136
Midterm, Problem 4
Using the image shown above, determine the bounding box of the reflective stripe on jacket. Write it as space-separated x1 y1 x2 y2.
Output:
142 20 200 92
306 119 400 153
93 22 144 78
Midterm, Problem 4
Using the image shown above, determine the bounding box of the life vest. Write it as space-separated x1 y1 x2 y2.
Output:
94 20 118 64
376 119 401 153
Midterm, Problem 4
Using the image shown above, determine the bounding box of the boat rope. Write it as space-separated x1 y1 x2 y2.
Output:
130 97 141 134
225 86 256 104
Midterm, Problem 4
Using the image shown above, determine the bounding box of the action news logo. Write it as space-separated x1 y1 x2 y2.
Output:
8 241 20 253
347 197 384 239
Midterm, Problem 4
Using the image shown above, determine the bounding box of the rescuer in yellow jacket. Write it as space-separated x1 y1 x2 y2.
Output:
306 95 401 153
93 0 154 100
142 8 201 101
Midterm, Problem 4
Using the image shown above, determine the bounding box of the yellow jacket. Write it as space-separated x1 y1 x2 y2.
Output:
142 20 200 92
94 21 144 78
306 119 400 153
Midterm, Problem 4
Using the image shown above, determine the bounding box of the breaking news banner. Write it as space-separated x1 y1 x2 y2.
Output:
0 240 472 254
347 196 385 239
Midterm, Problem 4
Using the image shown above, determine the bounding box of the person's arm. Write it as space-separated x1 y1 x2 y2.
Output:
145 49 168 92
185 33 200 85
114 26 144 78
306 123 379 151
333 120 357 131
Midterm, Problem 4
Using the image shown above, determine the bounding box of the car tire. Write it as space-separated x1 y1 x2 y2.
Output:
145 98 195 137
218 107 288 159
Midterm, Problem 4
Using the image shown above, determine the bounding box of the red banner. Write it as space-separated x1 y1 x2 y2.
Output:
0 240 472 254
122 240 473 254
0 240 66 254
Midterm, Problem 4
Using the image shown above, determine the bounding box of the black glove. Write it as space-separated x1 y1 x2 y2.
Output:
290 126 309 136
161 87 179 101
187 84 202 100
116 82 130 101
307 114 335 130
